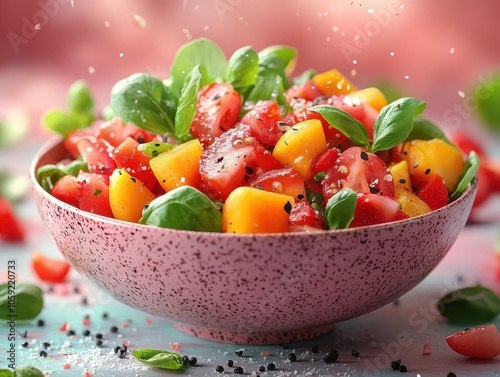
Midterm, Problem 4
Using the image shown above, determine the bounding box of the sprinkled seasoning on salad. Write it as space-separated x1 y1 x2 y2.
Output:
37 38 479 233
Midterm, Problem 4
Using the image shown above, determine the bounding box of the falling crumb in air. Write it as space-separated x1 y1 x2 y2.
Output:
333 26 339 32
367 8 374 13
34 24 41 30
88 66 95 74
458 91 465 98
404 75 410 80
450 47 455 54
352 59 357 65
203 25 209 31
133 14 146 28
104 21 110 27
390 51 395 56
351 69 357 77
354 35 360 41
326 36 330 42
119 53 124 58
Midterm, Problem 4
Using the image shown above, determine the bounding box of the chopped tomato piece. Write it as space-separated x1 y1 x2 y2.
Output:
312 148 341 175
285 80 324 102
248 168 305 200
32 250 71 283
51 175 79 207
417 174 449 210
288 200 324 229
0 198 25 242
77 138 117 176
446 324 500 359
76 171 113 218
350 193 401 228
97 117 159 147
239 100 283 147
190 82 241 147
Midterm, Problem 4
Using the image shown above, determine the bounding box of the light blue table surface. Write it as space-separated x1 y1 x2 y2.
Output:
1 139 500 377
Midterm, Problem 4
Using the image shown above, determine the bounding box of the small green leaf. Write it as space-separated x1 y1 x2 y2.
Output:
0 109 30 149
258 45 296 89
371 97 426 153
406 117 453 145
225 46 259 93
325 188 357 230
473 72 500 132
36 158 88 192
169 38 227 98
438 285 500 324
245 70 286 105
43 110 81 137
0 171 30 203
139 186 222 232
292 68 317 86
110 73 176 137
0 283 44 321
309 105 370 150
132 348 184 370
0 370 13 377
175 65 204 140
67 80 94 115
137 141 174 158
450 151 480 201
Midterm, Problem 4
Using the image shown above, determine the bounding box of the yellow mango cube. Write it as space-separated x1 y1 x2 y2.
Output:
350 87 388 112
312 69 356 96
388 160 413 192
394 186 431 218
222 187 295 234
272 119 328 181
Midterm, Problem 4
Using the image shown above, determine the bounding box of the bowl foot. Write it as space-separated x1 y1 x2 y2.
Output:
171 322 337 345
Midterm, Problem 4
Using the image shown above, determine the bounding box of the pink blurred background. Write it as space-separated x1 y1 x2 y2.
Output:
1 0 499 144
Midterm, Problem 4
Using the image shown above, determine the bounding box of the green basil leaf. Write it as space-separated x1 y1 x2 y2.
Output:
175 65 204 140
292 68 316 86
225 46 259 93
245 70 286 105
0 109 30 149
450 151 480 201
258 45 296 89
309 105 370 150
474 72 500 132
43 110 82 137
110 73 176 137
0 171 30 203
406 117 453 145
438 285 500 324
0 283 44 321
13 366 45 377
325 188 357 230
139 186 222 232
132 348 184 370
0 370 13 377
67 80 94 115
169 38 227 99
371 97 426 153
137 141 174 158
36 158 88 192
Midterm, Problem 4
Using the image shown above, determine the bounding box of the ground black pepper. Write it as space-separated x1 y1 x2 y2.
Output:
215 365 224 373
181 355 189 365
267 363 276 370
110 325 119 333
39 350 48 357
399 365 407 373
227 360 234 367
83 329 91 337
352 350 360 358
37 319 45 326
234 349 244 356
288 353 297 361
360 151 369 161
311 345 319 353
447 373 457 377
259 366 266 372
95 333 103 339
323 349 339 364
188 357 198 366
21 341 29 348
234 366 244 374
391 359 401 370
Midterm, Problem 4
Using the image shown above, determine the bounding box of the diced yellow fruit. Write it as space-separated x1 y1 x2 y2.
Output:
222 187 295 234
312 69 357 96
109 169 156 222
401 139 465 193
272 119 328 181
388 160 413 192
394 187 431 218
350 87 388 112
149 138 203 192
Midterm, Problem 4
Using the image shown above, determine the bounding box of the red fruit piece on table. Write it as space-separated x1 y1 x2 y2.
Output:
446 324 500 359
0 197 25 242
32 250 71 283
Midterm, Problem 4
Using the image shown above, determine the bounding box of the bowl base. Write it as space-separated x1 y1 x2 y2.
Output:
171 322 337 345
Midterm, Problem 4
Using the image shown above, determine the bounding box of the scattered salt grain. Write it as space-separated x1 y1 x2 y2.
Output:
104 21 110 28
450 47 455 54
367 8 374 13
404 75 410 80
390 52 395 56
333 26 339 32
352 59 357 65
458 91 465 98
133 14 146 28
119 53 124 58
88 66 95 74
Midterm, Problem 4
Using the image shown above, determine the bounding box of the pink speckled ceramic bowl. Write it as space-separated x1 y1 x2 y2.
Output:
30 137 477 345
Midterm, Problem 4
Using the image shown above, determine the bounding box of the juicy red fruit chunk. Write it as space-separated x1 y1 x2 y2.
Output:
238 100 283 147
76 171 113 218
349 193 401 228
0 198 25 242
446 324 500 359
289 200 324 230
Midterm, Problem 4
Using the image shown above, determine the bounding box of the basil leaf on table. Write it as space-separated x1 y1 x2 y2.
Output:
371 97 426 153
225 45 259 93
0 283 44 321
139 186 222 232
437 285 500 324
169 38 227 99
110 73 177 138
450 151 480 201
132 348 184 370
36 158 88 193
324 188 357 230
309 105 370 150
0 366 45 377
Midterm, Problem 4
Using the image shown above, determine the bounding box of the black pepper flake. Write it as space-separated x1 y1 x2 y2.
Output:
95 333 103 339
447 373 457 377
227 359 234 367
259 366 266 372
83 329 91 337
37 319 45 327
39 350 48 357
360 151 369 161
245 165 254 175
284 201 292 214
234 366 244 374
323 349 339 364
110 325 119 333
21 341 29 348
96 339 104 347
212 93 222 101
102 312 109 319
42 341 51 350
399 179 406 184
215 365 224 373
352 350 360 358
188 357 198 366
19 330 27 338
234 349 244 356
391 359 401 370
137 136 145 144
424 168 431 175
181 355 189 365
399 365 407 373
297 194 305 200
130 177 137 183
81 297 88 305
288 353 297 362
66 329 76 337
311 345 319 354
216 156 224 163
267 363 276 371
117 349 127 359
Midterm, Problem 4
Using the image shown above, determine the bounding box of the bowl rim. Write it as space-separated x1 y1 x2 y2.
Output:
30 135 478 238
